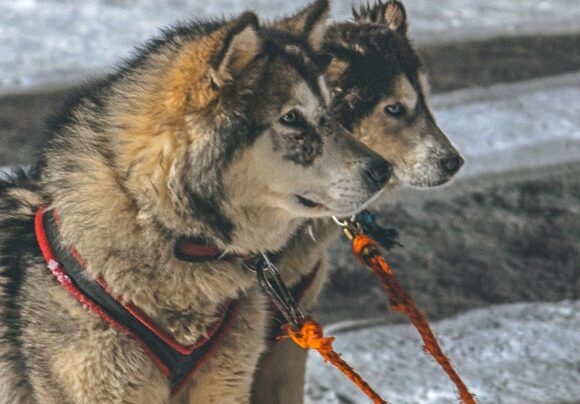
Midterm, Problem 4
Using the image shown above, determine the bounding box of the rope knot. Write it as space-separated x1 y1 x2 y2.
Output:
284 320 335 354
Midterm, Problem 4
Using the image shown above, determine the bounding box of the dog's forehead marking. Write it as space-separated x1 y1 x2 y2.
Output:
284 44 314 68
395 75 418 109
279 44 328 106
292 81 323 117
385 74 418 112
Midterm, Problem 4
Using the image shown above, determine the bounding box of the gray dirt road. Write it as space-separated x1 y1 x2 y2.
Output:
314 162 580 324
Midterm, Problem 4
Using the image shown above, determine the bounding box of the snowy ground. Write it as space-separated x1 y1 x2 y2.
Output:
305 301 580 403
1 0 579 92
432 73 580 178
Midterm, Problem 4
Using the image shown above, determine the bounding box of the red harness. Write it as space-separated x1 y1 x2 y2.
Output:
174 236 251 262
34 206 320 395
34 206 239 395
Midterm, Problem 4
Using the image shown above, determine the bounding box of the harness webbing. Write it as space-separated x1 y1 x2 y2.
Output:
34 206 239 395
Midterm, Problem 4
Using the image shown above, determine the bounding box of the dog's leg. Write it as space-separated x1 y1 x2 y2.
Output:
252 339 308 404
23 281 266 404
16 266 169 404
44 327 170 404
185 288 268 404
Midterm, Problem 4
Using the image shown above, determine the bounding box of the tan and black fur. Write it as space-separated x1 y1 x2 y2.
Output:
253 1 464 402
0 3 393 402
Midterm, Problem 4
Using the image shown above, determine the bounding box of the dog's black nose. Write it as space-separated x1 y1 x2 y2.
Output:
365 158 393 188
441 154 464 175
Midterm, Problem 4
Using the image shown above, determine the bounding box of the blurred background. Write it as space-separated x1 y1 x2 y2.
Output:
1 1 579 402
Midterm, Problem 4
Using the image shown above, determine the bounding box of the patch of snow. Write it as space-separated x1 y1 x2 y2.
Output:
401 0 580 44
430 74 580 177
0 0 306 90
0 166 30 179
1 0 579 91
0 167 15 177
437 87 580 156
305 301 580 403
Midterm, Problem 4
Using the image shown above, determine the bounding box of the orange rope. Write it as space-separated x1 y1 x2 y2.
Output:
352 235 477 404
282 320 387 404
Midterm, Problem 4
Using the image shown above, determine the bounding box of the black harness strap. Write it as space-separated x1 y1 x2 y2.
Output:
35 207 239 395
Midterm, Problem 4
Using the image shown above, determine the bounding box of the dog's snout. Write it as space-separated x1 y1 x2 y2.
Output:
440 154 464 176
364 158 393 188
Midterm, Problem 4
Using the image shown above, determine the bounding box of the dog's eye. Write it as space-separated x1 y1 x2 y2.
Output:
280 109 304 127
384 103 406 117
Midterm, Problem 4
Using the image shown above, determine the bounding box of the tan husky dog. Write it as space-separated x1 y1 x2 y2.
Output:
253 1 463 402
0 3 393 402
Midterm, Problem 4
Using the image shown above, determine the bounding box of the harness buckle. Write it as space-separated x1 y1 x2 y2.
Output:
332 215 362 240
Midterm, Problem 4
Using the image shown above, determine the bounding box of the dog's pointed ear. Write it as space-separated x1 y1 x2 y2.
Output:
353 0 407 35
276 0 330 51
383 0 407 33
210 12 262 89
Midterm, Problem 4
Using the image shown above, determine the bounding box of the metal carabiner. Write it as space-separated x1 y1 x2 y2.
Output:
256 253 304 331
332 215 362 240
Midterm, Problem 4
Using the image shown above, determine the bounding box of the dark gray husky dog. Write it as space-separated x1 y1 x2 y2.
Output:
0 3 392 403
253 1 463 403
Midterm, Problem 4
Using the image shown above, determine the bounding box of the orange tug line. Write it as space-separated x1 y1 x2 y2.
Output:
352 234 477 404
282 321 387 404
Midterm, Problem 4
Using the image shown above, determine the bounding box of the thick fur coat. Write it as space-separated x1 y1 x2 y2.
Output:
0 2 391 402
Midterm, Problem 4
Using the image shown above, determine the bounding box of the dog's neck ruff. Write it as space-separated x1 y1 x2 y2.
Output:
34 206 239 396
